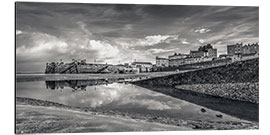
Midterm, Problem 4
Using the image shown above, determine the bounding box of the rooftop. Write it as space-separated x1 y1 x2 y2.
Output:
156 57 168 60
132 62 153 65
169 53 189 57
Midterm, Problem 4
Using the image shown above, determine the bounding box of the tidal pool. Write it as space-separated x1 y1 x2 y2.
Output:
16 80 246 122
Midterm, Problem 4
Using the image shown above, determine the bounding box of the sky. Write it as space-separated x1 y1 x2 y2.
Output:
16 2 258 72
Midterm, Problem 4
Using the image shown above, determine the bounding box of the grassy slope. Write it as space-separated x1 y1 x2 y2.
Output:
133 58 258 87
175 82 259 103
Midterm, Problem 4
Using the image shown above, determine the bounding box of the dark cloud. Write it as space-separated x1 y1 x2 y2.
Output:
141 5 208 18
16 2 258 72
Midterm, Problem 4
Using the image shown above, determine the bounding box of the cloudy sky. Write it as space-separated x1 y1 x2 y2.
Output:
16 2 258 72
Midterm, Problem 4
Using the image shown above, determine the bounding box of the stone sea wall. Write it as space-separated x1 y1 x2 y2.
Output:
45 63 119 74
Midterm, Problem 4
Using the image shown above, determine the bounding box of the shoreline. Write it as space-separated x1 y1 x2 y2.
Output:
131 84 259 122
16 97 258 133
16 104 189 133
16 71 183 82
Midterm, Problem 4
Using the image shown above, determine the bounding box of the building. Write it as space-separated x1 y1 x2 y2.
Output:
242 43 259 54
168 44 217 67
190 51 206 58
169 56 214 67
227 43 243 56
228 42 259 56
190 44 217 58
169 58 186 66
207 48 218 58
227 43 259 62
168 53 189 67
168 53 189 60
156 57 169 67
131 62 153 72
117 66 139 74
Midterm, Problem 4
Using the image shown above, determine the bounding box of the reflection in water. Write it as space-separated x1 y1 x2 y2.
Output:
135 85 258 122
45 80 111 92
16 80 248 122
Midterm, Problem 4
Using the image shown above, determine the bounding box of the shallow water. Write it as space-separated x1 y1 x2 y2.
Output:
16 80 246 122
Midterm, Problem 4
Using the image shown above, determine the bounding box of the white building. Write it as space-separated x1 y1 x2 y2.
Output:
131 62 153 72
156 57 169 67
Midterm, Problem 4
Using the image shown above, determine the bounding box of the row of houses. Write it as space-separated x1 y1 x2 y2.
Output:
227 42 259 56
116 62 153 73
156 43 259 67
46 42 258 74
221 42 259 62
112 42 259 73
156 44 218 67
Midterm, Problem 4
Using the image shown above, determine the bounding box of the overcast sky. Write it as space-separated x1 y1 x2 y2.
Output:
16 2 258 72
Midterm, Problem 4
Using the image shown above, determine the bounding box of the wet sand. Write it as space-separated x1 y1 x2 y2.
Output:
16 97 258 134
16 104 189 133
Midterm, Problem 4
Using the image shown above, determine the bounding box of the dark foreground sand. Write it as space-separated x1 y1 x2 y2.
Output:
16 97 258 134
16 104 190 133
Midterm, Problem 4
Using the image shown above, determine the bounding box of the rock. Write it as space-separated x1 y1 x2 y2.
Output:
200 108 206 113
193 124 202 129
216 114 223 118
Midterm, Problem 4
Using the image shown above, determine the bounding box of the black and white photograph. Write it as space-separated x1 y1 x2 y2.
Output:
15 1 259 134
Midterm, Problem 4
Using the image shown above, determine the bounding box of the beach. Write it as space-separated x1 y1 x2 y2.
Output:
16 97 257 133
